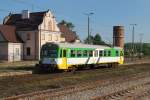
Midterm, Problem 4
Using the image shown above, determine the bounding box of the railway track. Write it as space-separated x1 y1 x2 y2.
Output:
92 82 150 100
5 72 150 100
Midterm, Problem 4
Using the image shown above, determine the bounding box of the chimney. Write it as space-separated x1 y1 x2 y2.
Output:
22 10 30 19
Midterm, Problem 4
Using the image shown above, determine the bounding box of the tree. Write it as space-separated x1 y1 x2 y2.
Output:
84 34 106 45
84 35 94 44
124 43 150 57
58 20 75 30
58 20 67 25
93 34 105 45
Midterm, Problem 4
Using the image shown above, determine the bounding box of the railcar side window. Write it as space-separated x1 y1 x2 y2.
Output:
60 49 62 57
116 50 119 56
94 50 98 57
63 50 67 57
99 50 103 56
71 50 76 57
108 51 111 56
89 50 93 57
83 50 88 57
104 51 107 57
77 50 82 57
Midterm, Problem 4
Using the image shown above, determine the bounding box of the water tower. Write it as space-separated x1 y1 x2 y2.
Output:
113 26 124 48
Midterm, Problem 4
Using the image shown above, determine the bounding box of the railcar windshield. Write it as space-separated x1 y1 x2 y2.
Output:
41 43 58 58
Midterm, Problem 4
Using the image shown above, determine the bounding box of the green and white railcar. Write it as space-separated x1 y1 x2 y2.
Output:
40 42 124 71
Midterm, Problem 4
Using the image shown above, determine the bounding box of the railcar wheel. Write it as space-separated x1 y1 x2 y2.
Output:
33 64 43 74
89 64 95 69
108 63 112 68
111 63 119 68
71 66 77 74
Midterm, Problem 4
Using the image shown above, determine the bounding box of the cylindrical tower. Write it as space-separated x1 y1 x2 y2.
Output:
113 26 124 48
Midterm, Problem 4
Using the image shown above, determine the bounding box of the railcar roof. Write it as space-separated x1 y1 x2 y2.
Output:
45 42 121 49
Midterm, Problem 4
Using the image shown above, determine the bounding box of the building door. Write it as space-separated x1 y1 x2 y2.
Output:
15 48 20 61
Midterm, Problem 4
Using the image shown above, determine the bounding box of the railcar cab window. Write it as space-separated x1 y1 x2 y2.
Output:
94 50 98 57
48 50 57 58
71 50 76 57
89 50 93 57
116 50 119 56
77 50 82 57
99 50 103 56
42 50 47 56
108 51 111 56
104 51 107 57
83 50 88 57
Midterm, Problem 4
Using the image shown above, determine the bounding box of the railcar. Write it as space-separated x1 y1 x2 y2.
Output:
35 42 124 72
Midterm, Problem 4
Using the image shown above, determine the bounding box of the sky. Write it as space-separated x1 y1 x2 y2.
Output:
0 0 150 43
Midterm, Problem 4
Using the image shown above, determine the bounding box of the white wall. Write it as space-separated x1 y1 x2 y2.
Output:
17 30 38 60
8 43 22 61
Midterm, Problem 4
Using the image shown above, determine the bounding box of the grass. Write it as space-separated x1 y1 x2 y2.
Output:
0 61 37 73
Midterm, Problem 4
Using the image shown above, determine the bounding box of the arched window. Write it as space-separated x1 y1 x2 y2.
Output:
48 21 53 31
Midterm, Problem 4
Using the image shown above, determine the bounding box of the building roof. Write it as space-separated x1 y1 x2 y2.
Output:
0 25 22 43
3 11 47 31
58 24 78 42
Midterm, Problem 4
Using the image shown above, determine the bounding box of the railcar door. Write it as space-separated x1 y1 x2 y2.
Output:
62 49 67 69
120 49 124 64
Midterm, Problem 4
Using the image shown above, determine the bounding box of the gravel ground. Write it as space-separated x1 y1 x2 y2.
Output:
2 62 150 99
28 74 150 100
5 71 150 100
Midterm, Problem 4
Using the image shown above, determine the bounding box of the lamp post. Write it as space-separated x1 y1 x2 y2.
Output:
130 24 137 61
84 12 94 44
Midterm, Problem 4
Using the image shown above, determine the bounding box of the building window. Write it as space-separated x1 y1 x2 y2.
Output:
42 34 45 40
26 47 31 56
48 21 53 31
48 34 52 41
55 35 58 41
27 33 30 40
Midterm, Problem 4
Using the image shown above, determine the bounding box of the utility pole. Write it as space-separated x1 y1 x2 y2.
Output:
139 33 144 59
84 12 94 44
130 24 137 61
